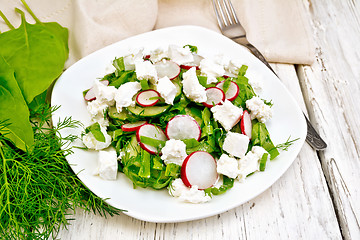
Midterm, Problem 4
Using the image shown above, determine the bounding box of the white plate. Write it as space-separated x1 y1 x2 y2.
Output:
51 25 306 223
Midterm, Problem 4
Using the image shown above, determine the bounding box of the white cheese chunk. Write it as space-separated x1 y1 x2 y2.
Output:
182 67 207 103
149 47 168 62
168 45 194 65
238 146 269 181
156 76 177 105
94 148 118 180
210 100 243 131
199 58 225 84
87 99 108 118
123 48 144 71
169 178 211 203
222 132 249 158
114 81 141 112
246 96 273 123
226 59 244 76
82 126 112 150
161 139 187 166
135 60 158 84
92 80 117 105
217 154 240 179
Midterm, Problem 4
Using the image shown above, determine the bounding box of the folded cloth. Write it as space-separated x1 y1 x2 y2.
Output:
0 0 158 67
0 0 314 66
156 0 315 64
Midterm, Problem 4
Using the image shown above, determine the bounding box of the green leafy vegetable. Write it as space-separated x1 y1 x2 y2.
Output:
251 121 279 159
0 7 68 104
85 122 106 142
0 56 33 151
184 44 198 53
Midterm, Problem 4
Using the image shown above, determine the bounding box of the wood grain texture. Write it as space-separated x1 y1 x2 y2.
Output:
297 0 360 239
56 64 342 240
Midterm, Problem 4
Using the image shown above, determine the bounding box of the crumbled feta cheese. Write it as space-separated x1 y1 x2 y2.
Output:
251 146 269 160
210 100 243 131
237 146 268 181
226 59 244 76
182 67 207 103
135 60 158 84
94 148 118 180
91 113 109 128
82 126 112 150
92 80 117 105
87 99 108 117
199 58 225 84
238 152 259 181
223 132 249 158
246 96 273 123
114 82 141 112
169 178 211 203
156 76 177 105
161 139 187 165
123 48 144 71
168 45 194 65
149 47 168 62
217 154 239 179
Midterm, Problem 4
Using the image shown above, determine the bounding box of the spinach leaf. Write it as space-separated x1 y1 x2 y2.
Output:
0 8 68 103
0 56 33 151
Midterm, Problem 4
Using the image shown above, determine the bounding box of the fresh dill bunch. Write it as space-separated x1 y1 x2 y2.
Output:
0 104 122 240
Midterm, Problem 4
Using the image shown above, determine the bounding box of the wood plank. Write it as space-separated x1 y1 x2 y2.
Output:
57 64 341 240
296 0 360 239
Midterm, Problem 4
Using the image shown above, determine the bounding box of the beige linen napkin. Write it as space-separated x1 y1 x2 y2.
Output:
0 0 158 67
156 0 315 64
0 0 314 65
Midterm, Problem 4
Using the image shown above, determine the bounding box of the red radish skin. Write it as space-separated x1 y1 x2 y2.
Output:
121 121 147 132
136 124 168 154
181 151 218 190
202 87 225 108
216 80 240 101
180 64 200 71
166 115 201 141
136 90 160 107
154 60 181 80
240 110 252 139
84 80 109 101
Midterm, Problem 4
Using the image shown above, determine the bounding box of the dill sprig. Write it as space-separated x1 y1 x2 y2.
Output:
276 136 300 151
0 104 122 240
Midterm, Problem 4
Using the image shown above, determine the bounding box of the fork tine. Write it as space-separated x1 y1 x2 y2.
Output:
212 0 224 29
213 0 229 27
221 0 235 25
224 0 239 24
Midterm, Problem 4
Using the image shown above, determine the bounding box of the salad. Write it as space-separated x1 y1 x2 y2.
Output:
81 44 280 204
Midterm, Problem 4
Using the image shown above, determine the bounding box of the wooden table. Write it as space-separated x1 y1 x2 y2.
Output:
57 1 360 239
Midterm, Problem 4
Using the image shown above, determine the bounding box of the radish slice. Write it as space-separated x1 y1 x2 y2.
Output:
136 90 160 107
154 60 181 80
136 124 167 154
121 121 147 132
84 80 109 101
240 110 252 139
166 115 201 141
202 87 225 108
216 80 239 101
181 151 218 190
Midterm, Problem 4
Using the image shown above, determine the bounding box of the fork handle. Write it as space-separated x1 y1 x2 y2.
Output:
233 38 327 150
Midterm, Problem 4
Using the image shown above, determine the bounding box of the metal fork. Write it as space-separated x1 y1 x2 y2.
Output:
212 0 327 150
